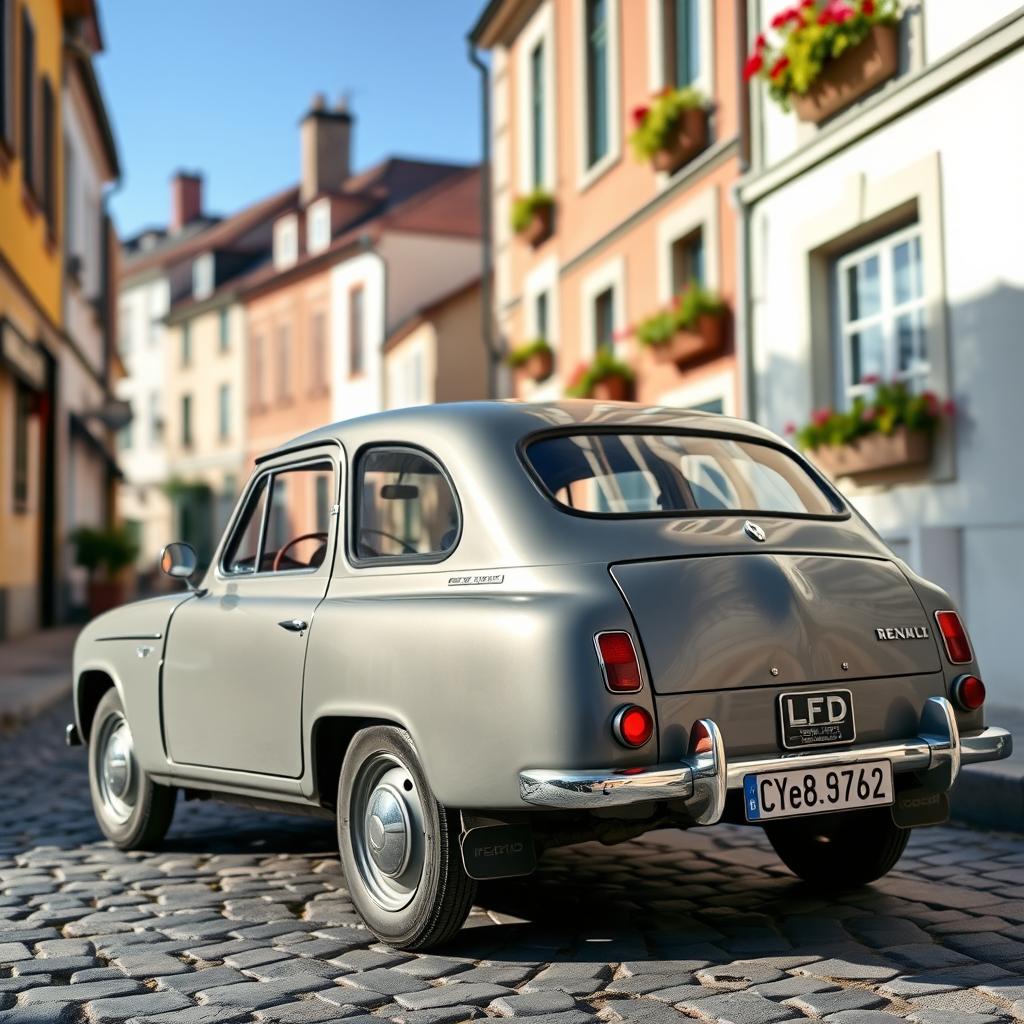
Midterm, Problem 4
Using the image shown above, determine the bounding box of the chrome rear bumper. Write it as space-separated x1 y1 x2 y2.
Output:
519 696 1012 821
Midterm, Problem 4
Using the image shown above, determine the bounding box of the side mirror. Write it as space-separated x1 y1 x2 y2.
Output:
160 542 197 580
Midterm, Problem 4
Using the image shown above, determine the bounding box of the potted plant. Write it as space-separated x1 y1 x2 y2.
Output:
630 87 708 173
507 338 555 383
635 285 727 369
745 0 901 125
511 189 555 247
71 524 140 618
789 377 952 479
566 349 636 402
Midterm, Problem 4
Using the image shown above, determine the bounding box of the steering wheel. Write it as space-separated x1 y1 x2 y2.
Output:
358 527 418 556
273 531 329 572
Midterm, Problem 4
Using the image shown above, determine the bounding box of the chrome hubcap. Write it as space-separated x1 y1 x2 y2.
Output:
351 755 425 911
94 712 137 824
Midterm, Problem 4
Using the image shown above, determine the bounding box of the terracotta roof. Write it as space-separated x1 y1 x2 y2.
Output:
381 166 482 238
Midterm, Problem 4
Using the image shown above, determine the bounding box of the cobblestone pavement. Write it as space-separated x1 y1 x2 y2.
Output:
4 704 1024 1024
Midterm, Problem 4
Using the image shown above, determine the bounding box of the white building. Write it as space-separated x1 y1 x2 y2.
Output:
740 3 1024 704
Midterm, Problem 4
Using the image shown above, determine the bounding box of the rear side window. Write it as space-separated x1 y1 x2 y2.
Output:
525 432 841 518
354 447 460 562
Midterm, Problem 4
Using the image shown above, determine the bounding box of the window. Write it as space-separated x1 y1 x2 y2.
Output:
181 393 193 448
192 253 214 301
354 448 460 562
276 325 291 402
535 290 550 341
526 433 841 517
836 226 927 405
250 334 264 409
584 0 610 168
181 321 191 367
20 7 33 191
218 307 229 351
117 412 132 452
222 474 268 576
273 215 298 269
307 199 331 254
664 0 699 87
349 284 365 376
0 0 12 149
13 382 30 511
148 391 162 445
529 40 546 188
671 229 705 293
309 311 327 394
260 462 334 572
40 76 54 228
218 383 230 441
118 304 132 357
594 287 615 351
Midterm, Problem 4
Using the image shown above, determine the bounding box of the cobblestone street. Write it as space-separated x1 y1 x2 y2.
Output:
2 704 1024 1024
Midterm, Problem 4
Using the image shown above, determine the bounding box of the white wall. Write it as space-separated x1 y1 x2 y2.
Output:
748 44 1024 702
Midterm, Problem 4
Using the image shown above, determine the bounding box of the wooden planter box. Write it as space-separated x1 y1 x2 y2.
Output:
794 25 899 124
651 312 725 369
590 374 635 402
521 203 554 247
651 107 708 174
812 426 932 480
516 348 554 384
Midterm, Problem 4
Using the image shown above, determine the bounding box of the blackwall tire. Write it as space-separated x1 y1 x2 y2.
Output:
337 725 476 950
765 807 910 887
87 688 176 850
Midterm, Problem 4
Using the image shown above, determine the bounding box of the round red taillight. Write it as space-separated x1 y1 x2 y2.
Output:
953 674 986 711
613 705 654 748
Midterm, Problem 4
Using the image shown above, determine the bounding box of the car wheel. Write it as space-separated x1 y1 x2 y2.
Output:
87 688 176 850
764 807 910 887
337 725 476 950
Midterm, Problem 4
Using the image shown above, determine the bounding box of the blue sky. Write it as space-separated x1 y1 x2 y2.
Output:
96 0 486 238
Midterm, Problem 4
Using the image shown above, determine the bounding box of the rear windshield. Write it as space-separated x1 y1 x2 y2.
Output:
525 432 841 518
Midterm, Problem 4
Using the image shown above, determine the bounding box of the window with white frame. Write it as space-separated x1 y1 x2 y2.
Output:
835 225 927 405
584 0 611 169
273 215 298 270
529 40 546 188
192 252 214 300
671 228 704 293
594 287 615 351
517 3 555 194
663 0 700 87
535 290 550 341
307 199 331 255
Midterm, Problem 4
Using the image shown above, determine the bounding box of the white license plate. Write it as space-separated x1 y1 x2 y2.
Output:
743 759 894 822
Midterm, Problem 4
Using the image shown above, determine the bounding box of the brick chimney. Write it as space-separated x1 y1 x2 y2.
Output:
170 171 203 232
300 93 352 204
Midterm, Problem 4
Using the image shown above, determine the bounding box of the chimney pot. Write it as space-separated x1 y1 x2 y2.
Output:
170 171 203 233
300 98 353 204
310 91 326 112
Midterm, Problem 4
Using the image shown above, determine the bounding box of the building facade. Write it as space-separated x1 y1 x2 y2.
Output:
740 2 1024 704
471 0 744 414
0 0 120 638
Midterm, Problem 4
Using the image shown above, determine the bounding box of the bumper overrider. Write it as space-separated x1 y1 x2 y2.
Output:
519 696 1012 823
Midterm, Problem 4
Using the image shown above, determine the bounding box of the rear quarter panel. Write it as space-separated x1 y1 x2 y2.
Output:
301 563 648 809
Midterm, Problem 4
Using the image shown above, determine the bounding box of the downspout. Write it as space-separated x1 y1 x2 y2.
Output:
467 40 499 399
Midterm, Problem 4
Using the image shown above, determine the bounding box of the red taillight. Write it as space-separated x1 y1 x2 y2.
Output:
953 674 986 711
596 632 643 693
612 705 654 748
935 610 973 664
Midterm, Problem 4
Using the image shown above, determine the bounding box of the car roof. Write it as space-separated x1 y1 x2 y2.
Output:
255 400 782 464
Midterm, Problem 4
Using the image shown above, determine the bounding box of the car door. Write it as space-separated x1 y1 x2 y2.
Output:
162 450 339 777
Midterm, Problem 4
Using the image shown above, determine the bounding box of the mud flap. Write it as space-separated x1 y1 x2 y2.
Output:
460 823 536 880
891 784 950 828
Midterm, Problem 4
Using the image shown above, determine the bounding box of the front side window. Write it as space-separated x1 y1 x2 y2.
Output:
585 0 609 167
526 432 841 517
836 225 926 406
222 475 268 576
354 448 459 562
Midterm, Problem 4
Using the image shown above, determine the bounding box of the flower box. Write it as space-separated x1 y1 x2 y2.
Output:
519 347 554 383
522 203 553 246
651 107 708 174
651 311 725 369
793 25 899 124
811 425 931 479
590 374 635 402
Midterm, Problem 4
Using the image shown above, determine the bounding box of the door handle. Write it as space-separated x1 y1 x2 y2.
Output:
278 618 308 633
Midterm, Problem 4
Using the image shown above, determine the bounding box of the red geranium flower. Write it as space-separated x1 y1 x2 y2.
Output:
631 104 650 126
783 421 797 435
755 32 768 51
862 0 876 14
770 6 799 28
744 52 764 81
769 55 790 79
811 407 833 428
819 0 855 24
861 373 880 385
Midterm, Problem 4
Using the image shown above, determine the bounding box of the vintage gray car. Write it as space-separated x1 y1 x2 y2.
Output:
71 401 1011 949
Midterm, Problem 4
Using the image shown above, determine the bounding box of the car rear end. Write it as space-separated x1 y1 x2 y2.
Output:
517 426 1011 832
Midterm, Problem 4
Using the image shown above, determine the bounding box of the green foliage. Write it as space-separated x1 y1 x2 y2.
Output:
629 86 706 162
634 285 726 348
70 525 140 580
511 190 554 234
506 337 553 369
566 348 636 398
792 379 951 451
744 0 900 111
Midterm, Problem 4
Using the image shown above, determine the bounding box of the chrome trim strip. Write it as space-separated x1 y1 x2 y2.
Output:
96 633 162 642
961 725 1013 764
518 764 695 809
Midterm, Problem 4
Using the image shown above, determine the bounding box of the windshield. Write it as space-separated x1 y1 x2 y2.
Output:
524 432 842 518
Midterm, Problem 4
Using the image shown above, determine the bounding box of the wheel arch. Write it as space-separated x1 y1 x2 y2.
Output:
76 668 119 744
310 714 408 811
